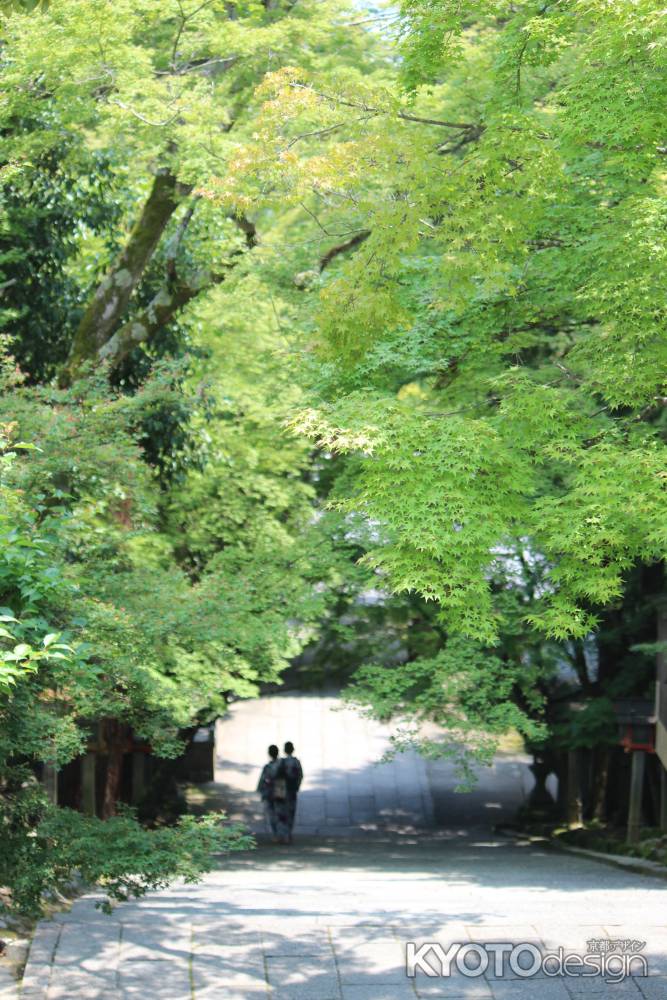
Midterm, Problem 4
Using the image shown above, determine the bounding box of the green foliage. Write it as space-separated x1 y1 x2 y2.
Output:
0 0 383 916
0 360 324 914
550 696 617 752
210 0 667 761
235 0 667 641
0 141 123 381
346 637 546 736
0 423 247 915
0 620 70 692
3 794 251 918
2 0 664 882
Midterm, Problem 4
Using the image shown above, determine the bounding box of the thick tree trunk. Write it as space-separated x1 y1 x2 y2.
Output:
656 584 667 773
62 170 190 382
101 719 129 819
627 749 646 844
81 752 97 817
42 762 58 805
131 751 146 805
97 213 258 368
60 177 257 380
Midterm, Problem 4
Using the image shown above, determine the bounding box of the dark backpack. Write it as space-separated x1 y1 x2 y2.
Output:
269 759 287 801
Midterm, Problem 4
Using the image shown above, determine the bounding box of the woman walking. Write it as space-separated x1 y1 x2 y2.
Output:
257 744 282 840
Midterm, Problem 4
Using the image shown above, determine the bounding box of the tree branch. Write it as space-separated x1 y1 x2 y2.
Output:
99 216 259 369
156 55 239 77
98 279 203 366
288 83 479 131
437 125 485 155
166 197 200 281
171 0 218 69
319 229 371 272
63 170 192 383
229 212 257 249
286 120 357 149
109 100 183 128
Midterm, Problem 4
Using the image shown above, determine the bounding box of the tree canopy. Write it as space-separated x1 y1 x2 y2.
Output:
0 0 665 914
228 0 666 637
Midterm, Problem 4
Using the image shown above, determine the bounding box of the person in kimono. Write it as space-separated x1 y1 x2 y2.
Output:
257 744 281 840
281 741 303 844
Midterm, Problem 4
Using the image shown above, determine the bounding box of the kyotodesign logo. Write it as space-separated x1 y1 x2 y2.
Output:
405 939 647 983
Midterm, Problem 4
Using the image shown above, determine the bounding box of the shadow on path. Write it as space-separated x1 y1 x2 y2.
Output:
17 693 667 1000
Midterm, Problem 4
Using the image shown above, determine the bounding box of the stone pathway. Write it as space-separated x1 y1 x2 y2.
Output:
5 694 667 999
212 693 531 835
214 694 436 834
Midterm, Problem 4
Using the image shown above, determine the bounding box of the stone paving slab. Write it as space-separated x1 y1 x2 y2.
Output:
414 983 493 998
636 981 667 999
194 990 269 1000
193 955 267 990
47 971 117 1000
341 986 416 1000
0 966 17 1000
19 835 667 1000
485 982 570 1000
564 983 643 997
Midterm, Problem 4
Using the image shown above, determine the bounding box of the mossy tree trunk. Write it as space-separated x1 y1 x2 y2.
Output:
59 173 264 383
61 169 190 383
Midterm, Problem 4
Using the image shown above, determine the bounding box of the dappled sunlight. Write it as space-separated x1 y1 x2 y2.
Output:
22 698 667 999
29 839 667 999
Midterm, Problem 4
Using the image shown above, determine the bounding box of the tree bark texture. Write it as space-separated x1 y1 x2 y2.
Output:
60 176 257 379
63 170 190 381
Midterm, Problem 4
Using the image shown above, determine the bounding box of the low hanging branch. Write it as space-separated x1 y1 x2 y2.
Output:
94 232 258 369
230 211 258 249
97 279 204 366
293 229 371 289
